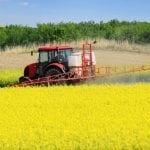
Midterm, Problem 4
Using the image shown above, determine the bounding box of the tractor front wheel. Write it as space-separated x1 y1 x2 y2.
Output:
19 76 31 83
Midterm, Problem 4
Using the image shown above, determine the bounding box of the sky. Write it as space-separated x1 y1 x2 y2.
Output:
0 0 150 26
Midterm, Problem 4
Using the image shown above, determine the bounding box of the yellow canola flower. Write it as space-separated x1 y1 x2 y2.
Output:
0 69 22 87
0 84 150 149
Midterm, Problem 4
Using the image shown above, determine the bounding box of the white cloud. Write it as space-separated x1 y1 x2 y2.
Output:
19 2 29 7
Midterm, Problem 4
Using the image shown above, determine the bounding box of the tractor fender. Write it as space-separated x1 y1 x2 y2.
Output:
44 63 65 74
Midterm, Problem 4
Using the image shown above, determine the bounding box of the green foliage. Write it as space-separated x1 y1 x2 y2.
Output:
0 20 150 50
0 27 7 50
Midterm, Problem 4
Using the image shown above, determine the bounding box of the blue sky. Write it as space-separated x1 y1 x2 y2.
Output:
0 0 150 26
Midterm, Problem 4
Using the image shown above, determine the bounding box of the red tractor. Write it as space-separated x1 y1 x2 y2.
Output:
19 43 96 86
18 42 150 86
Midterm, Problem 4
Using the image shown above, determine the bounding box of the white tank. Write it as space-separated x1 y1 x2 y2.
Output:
68 52 82 67
68 51 96 67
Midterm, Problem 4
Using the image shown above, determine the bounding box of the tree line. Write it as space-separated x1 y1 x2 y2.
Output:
0 20 150 50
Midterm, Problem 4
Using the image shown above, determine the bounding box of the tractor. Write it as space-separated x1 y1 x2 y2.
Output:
19 43 96 85
18 42 149 86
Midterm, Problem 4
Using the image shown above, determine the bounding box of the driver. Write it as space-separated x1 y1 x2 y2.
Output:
58 51 65 61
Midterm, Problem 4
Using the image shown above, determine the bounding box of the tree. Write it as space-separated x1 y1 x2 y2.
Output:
0 28 7 49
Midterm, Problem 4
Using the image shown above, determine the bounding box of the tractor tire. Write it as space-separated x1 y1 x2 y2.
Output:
45 68 65 85
45 68 62 77
19 76 30 83
45 68 61 77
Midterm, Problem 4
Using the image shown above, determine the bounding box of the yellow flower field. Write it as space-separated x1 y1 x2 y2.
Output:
0 69 22 87
0 84 150 149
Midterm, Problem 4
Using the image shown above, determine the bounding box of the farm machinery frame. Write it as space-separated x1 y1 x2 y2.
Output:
18 42 150 86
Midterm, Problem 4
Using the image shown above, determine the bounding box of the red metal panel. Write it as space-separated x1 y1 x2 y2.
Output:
38 45 73 52
27 63 38 78
44 63 65 73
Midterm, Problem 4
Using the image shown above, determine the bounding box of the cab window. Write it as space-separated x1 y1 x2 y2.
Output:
39 52 48 63
49 51 58 62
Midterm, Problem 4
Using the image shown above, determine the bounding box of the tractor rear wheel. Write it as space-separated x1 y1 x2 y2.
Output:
45 68 65 85
45 68 62 77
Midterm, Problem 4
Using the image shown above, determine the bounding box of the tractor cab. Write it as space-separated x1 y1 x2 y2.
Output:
38 46 73 64
38 46 73 76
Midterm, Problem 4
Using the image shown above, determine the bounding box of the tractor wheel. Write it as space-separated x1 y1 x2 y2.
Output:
45 68 62 77
45 68 65 85
19 77 30 83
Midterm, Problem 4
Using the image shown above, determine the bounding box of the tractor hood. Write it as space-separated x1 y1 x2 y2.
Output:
24 63 38 78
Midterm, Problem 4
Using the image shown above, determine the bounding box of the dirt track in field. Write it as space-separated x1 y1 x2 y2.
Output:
94 50 150 66
0 50 150 70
